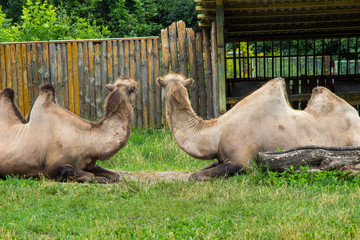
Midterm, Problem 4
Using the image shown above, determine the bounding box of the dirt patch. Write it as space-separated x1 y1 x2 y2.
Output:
117 170 194 182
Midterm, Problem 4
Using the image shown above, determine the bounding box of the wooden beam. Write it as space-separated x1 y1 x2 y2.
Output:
216 0 226 114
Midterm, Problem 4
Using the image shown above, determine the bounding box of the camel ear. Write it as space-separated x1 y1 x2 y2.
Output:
157 77 166 87
105 84 115 92
126 85 137 95
183 78 194 88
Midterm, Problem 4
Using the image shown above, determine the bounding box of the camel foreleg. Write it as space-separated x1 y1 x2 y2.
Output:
52 166 110 183
190 162 245 181
88 165 121 183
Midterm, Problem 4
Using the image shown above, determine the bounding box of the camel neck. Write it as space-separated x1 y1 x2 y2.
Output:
165 99 219 160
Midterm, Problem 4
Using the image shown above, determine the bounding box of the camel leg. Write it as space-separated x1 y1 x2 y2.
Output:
52 166 110 183
190 162 245 181
199 161 220 171
89 165 121 183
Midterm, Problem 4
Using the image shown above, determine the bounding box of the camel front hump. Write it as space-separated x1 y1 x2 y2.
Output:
157 73 360 181
0 78 139 183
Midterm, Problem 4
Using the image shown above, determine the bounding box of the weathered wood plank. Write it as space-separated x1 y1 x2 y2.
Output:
187 28 199 114
11 45 17 105
113 41 119 80
196 32 207 119
5 45 11 88
83 42 91 119
49 43 58 104
168 22 179 73
101 41 107 103
31 44 38 101
203 28 214 119
154 39 162 128
177 21 187 76
216 0 226 114
129 40 136 125
36 43 43 89
119 41 125 77
42 43 50 83
147 39 155 127
107 41 113 84
135 40 142 127
15 44 24 114
161 29 170 75
0 45 4 90
61 43 69 110
88 42 96 120
94 44 102 118
78 42 85 117
56 44 63 107
211 22 219 117
26 44 34 109
72 42 80 116
141 39 149 128
67 43 74 113
124 41 130 78
21 44 30 116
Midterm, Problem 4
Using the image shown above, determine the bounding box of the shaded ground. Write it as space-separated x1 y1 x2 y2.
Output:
117 170 193 182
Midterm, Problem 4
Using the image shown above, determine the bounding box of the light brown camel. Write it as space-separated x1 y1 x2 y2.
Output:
0 78 139 183
157 73 360 180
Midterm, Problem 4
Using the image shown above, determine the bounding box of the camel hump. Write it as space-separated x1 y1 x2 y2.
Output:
0 88 15 101
40 83 55 93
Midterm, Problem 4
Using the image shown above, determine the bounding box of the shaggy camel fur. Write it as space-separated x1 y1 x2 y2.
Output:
157 73 360 180
0 78 139 183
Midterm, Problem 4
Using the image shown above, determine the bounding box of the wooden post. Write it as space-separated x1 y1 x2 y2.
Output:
61 43 69 110
56 44 63 107
21 44 29 115
88 42 96 120
141 39 149 128
196 32 207 119
15 44 23 114
49 43 58 104
72 42 80 116
216 0 226 114
161 29 170 75
94 44 102 118
169 22 179 73
187 28 199 114
83 42 91 118
203 29 214 119
67 43 74 113
211 22 219 117
154 39 162 128
177 21 187 76
135 40 143 127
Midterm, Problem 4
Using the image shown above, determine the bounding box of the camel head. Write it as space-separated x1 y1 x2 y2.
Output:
156 73 194 108
103 78 139 118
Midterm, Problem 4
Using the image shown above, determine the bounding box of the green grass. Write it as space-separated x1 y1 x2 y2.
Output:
1 129 360 239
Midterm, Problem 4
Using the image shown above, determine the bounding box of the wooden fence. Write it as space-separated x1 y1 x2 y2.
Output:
0 21 218 127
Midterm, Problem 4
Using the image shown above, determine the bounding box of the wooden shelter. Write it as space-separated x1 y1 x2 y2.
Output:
195 0 360 113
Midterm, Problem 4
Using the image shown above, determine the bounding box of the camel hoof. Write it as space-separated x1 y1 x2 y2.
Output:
189 172 210 181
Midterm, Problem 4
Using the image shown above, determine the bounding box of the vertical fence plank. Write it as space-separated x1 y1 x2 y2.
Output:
32 44 38 100
21 44 30 115
56 44 63 107
5 45 11 88
11 45 17 105
124 41 130 78
0 45 4 90
61 43 69 110
16 44 24 114
169 22 179 73
187 28 199 114
135 40 143 128
161 29 170 75
113 41 119 80
26 45 34 110
43 43 50 83
203 29 214 119
177 21 187 76
147 39 155 127
78 43 85 117
119 41 125 77
94 44 102 118
154 39 162 128
211 22 219 117
72 42 80 116
36 43 43 89
101 41 107 103
196 32 206 119
141 39 149 128
83 42 91 119
88 42 96 120
129 40 137 125
49 43 58 104
67 43 74 113
107 41 113 84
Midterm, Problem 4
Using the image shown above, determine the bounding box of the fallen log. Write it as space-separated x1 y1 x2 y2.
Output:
258 146 360 173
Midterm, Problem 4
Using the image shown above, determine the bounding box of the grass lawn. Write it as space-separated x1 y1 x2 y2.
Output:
1 128 360 239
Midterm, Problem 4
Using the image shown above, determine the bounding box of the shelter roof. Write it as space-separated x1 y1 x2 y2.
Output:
195 0 360 41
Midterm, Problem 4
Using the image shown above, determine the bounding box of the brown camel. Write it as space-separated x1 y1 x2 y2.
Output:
0 78 139 183
157 73 360 180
